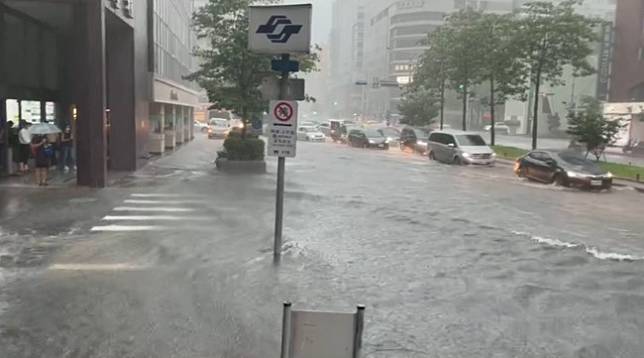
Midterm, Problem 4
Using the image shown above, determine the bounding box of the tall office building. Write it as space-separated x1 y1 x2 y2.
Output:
609 0 644 102
0 0 199 186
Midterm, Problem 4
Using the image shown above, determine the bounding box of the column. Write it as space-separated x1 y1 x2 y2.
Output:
147 103 165 154
183 107 190 142
76 0 107 187
165 104 176 149
176 105 184 144
189 107 194 139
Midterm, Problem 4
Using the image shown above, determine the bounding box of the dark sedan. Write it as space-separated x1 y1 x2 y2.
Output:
399 127 429 154
514 150 613 190
347 128 390 149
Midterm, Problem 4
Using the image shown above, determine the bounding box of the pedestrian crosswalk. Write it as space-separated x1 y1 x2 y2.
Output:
91 193 212 232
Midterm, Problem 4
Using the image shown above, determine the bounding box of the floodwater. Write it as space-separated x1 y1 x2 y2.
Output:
1 136 643 357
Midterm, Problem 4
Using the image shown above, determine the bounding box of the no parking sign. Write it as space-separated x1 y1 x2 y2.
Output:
268 100 298 158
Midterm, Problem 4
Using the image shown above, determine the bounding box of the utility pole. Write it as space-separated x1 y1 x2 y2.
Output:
274 54 290 262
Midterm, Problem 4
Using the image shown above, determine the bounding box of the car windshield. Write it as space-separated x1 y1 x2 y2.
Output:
556 152 600 168
209 119 227 127
456 135 486 146
364 129 383 137
300 127 315 132
379 128 399 137
414 129 428 139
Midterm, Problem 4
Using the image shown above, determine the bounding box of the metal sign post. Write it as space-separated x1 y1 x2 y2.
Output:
249 4 311 262
275 54 290 262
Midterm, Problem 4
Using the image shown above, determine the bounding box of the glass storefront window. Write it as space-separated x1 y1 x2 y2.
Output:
6 99 20 123
45 102 56 123
21 100 41 123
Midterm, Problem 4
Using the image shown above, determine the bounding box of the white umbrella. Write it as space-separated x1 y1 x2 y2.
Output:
29 123 62 135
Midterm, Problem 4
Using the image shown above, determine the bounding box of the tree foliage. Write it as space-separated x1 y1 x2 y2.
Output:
475 13 529 145
411 0 598 143
189 0 319 131
566 97 622 160
398 87 439 127
516 0 599 149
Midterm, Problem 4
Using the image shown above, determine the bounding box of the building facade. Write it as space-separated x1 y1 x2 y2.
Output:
609 0 644 102
0 0 198 187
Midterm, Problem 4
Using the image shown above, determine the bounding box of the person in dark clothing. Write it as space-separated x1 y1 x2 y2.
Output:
18 120 31 173
31 135 50 186
59 125 74 172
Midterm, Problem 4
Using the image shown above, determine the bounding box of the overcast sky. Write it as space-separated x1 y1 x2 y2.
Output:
284 0 332 44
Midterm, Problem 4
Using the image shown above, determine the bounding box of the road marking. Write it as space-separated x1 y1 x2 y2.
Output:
123 199 206 205
49 263 148 271
113 207 195 212
130 193 186 198
103 215 210 221
90 225 167 232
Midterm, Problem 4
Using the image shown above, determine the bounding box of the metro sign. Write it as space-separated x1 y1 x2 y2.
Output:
249 4 312 54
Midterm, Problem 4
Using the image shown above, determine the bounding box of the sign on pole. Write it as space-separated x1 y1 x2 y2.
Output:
260 77 306 101
268 100 298 158
249 4 312 54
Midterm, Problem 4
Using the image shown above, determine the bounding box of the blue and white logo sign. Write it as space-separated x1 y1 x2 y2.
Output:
249 4 312 54
256 16 302 44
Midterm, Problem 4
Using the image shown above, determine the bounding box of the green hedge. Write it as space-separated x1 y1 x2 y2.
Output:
222 133 265 161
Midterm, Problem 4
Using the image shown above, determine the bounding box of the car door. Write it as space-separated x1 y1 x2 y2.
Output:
444 134 458 161
524 152 551 182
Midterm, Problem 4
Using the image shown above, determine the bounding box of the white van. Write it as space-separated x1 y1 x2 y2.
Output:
428 131 496 165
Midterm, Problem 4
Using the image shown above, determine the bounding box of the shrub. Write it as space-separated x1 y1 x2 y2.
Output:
223 134 265 161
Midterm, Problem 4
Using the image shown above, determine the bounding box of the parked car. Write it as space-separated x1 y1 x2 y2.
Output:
514 150 613 190
399 127 429 154
378 127 401 146
347 128 389 149
208 118 230 139
194 121 209 133
483 124 510 134
317 122 331 136
427 131 496 165
297 126 326 142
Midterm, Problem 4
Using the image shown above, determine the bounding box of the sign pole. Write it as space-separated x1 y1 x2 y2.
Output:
274 53 290 262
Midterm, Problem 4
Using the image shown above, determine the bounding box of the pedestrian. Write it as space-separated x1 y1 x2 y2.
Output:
59 125 74 172
17 120 31 173
31 135 51 186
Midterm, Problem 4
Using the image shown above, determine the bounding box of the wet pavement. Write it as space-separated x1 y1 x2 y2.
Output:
1 134 644 357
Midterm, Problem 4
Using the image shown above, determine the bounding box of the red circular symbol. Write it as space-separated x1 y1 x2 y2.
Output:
273 102 294 122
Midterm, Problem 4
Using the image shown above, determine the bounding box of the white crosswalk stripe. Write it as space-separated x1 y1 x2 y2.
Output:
90 193 215 232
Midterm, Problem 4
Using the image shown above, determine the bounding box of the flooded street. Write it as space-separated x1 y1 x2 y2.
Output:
1 136 644 357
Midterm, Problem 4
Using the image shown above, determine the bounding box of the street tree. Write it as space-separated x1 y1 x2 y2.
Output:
415 27 451 130
398 87 439 127
442 9 486 131
566 97 622 160
189 0 319 137
476 13 529 145
515 0 599 150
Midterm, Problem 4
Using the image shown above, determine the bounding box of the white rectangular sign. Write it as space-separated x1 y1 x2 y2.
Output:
290 310 355 358
248 4 312 55
267 100 298 158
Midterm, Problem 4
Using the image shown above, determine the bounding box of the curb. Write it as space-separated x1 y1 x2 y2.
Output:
495 158 644 193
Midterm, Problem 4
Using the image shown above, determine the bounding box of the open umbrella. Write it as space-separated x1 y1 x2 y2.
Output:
29 123 62 135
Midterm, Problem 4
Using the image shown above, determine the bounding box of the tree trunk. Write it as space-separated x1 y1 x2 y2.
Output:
489 78 496 146
531 69 542 150
440 78 445 130
461 83 468 131
241 106 248 139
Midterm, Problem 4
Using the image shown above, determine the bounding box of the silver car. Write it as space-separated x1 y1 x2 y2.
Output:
428 131 496 165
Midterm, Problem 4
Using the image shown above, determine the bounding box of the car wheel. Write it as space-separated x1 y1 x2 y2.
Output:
553 173 569 187
384 144 389 150
453 156 462 165
428 151 435 160
201 127 208 133
399 143 405 151
517 166 527 178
